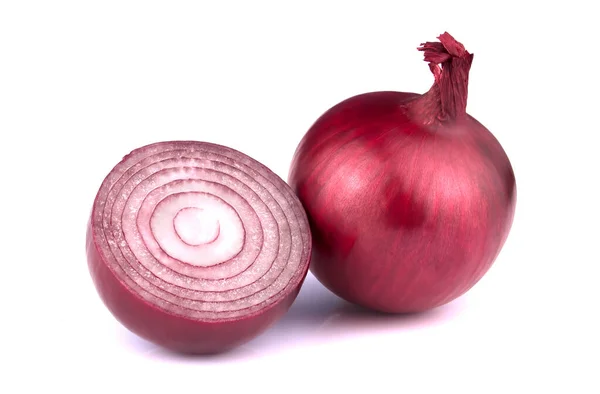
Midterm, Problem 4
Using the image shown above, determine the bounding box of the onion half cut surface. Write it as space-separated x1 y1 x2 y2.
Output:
87 141 311 354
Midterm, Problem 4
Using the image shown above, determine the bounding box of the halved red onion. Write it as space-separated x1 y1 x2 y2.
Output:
87 141 311 354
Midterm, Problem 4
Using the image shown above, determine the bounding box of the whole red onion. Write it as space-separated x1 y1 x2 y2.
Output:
288 33 516 313
87 141 311 354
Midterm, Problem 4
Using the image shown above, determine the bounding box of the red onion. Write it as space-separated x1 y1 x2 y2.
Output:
87 141 311 354
288 33 516 313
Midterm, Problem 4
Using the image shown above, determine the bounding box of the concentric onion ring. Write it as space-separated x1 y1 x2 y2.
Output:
87 141 311 352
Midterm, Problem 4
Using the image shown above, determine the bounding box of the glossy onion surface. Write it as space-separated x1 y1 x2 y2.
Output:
288 34 516 313
87 141 311 353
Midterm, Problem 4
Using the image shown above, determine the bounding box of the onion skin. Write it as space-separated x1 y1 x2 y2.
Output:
289 33 516 313
87 141 311 354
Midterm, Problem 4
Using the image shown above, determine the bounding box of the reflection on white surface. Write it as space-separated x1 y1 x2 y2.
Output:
117 272 466 361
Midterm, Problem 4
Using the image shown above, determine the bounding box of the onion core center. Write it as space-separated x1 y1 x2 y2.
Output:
174 207 220 246
148 191 245 268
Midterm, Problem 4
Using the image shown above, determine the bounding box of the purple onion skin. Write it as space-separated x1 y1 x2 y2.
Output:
87 225 306 353
289 91 516 313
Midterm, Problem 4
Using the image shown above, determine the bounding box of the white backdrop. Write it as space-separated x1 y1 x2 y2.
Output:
1 1 598 392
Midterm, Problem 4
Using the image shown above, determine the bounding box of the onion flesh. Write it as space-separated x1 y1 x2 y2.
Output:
87 141 311 354
288 32 516 313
